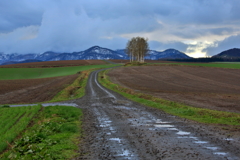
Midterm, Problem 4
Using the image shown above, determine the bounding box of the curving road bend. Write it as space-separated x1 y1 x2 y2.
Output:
69 69 240 160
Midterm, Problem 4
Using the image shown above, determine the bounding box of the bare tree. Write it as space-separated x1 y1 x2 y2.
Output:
126 37 149 63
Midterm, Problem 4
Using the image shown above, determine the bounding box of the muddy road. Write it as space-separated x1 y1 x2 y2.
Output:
66 69 239 160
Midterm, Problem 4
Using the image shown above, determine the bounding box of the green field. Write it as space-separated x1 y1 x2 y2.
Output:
0 105 82 159
169 62 240 69
0 64 119 80
0 105 41 153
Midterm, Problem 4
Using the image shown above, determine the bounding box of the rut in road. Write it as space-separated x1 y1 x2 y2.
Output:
72 69 239 160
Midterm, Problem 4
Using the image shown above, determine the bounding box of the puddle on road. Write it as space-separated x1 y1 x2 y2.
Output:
189 136 198 140
109 138 121 143
206 147 218 151
93 107 137 159
114 105 132 110
168 128 178 130
224 138 234 141
214 152 227 156
194 141 208 144
127 115 232 159
154 124 175 128
155 119 171 124
176 131 191 136
118 149 133 157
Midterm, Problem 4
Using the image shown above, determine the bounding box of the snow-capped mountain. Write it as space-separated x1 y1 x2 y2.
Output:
48 46 128 61
116 48 191 60
0 46 191 65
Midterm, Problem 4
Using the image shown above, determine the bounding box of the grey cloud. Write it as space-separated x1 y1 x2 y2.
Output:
149 41 189 53
204 34 240 56
0 0 43 33
0 0 240 55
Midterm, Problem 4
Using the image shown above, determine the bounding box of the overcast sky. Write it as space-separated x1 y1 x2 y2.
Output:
0 0 240 57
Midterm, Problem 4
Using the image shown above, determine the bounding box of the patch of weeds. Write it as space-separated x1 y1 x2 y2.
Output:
99 69 240 126
124 61 147 66
0 105 83 159
49 69 93 102
0 105 10 108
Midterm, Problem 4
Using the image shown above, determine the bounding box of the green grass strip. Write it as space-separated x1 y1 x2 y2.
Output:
99 69 240 126
0 64 119 80
49 69 92 102
0 105 83 159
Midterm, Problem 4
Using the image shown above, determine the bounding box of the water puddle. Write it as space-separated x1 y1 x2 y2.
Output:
109 138 121 143
155 119 171 124
224 138 233 141
194 141 208 144
114 106 132 110
206 147 218 151
189 136 198 140
214 152 227 156
168 128 178 130
154 124 175 128
176 131 191 136
117 149 133 157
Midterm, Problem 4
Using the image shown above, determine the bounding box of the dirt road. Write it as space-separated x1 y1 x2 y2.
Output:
69 69 240 159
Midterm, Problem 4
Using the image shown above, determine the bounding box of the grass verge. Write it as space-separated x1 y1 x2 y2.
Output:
49 69 91 102
0 64 119 80
99 69 240 126
0 105 82 159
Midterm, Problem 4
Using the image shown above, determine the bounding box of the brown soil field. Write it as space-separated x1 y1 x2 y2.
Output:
109 59 192 64
0 74 78 104
108 66 240 113
0 60 106 68
109 59 129 63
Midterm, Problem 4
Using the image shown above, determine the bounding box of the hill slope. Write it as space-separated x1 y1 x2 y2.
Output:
212 48 240 58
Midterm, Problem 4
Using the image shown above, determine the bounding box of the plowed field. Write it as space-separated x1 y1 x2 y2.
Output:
0 74 78 104
0 60 106 68
108 66 240 113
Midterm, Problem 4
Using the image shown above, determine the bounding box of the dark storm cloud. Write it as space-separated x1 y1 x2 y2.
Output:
149 41 188 53
0 0 43 33
0 0 239 56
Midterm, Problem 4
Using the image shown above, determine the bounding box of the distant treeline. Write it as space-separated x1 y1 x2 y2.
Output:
164 57 240 63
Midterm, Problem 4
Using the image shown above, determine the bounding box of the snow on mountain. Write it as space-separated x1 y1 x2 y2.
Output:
0 46 191 65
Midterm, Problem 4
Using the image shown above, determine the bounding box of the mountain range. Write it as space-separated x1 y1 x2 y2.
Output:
0 46 191 65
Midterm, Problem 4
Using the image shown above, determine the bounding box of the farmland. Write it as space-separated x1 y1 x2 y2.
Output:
0 75 78 104
0 105 41 153
0 60 107 68
0 63 118 80
0 105 82 159
108 65 240 113
0 61 118 104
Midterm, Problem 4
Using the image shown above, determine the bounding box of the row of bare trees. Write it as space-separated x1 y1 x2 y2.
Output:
126 37 149 63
